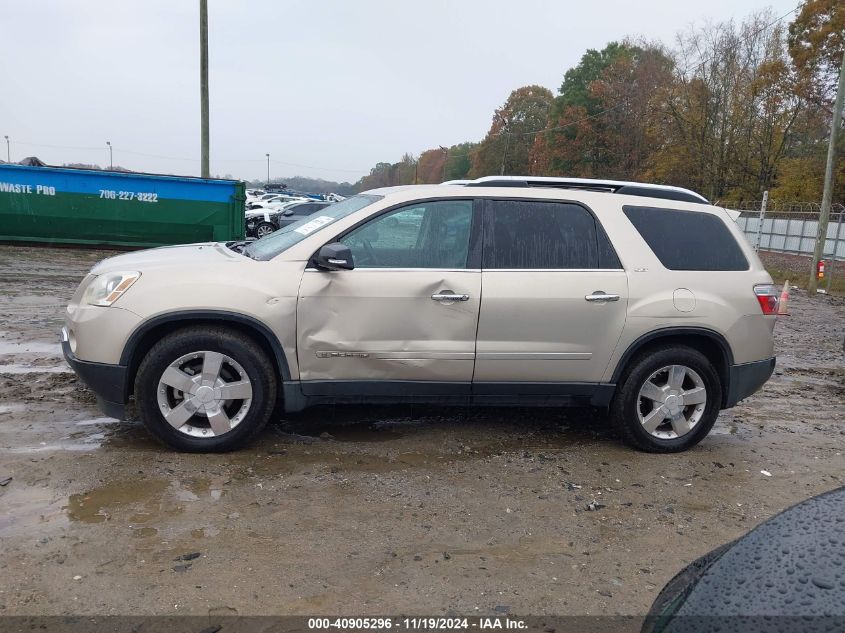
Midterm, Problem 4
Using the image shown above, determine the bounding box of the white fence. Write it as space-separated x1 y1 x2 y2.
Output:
728 202 845 261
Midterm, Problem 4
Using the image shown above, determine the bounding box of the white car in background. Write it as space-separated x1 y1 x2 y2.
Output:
246 193 285 209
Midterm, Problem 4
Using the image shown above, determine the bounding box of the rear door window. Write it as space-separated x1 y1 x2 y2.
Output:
483 199 619 269
623 205 748 271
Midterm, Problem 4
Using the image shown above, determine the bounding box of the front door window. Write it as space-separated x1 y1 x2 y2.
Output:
340 200 473 268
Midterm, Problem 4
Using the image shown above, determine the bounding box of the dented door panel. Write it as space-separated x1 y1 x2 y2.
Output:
296 269 481 385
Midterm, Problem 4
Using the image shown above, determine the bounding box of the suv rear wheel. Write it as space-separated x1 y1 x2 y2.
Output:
135 327 277 452
610 346 722 453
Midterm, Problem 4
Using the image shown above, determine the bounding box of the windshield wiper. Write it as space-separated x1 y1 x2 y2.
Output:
226 240 255 258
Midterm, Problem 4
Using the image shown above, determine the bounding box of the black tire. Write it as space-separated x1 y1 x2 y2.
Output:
135 326 277 452
254 221 277 239
610 346 722 453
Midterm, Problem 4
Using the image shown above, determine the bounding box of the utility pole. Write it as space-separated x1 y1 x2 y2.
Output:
809 48 845 294
4 136 9 163
500 132 511 176
199 0 210 178
439 146 448 182
106 141 113 169
265 153 270 183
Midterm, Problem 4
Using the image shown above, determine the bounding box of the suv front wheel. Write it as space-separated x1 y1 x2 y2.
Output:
135 327 277 452
610 346 722 453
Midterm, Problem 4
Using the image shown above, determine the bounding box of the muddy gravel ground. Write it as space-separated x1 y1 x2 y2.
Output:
0 244 843 617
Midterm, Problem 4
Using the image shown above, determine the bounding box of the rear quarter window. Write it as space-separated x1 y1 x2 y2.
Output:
622 205 748 271
483 200 621 269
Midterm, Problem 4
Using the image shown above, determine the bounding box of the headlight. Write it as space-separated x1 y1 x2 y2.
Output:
82 271 141 306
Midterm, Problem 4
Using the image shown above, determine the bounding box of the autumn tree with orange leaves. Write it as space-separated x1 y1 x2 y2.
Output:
469 85 554 178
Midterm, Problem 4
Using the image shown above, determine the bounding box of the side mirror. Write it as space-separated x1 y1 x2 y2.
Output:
315 243 354 271
283 209 294 216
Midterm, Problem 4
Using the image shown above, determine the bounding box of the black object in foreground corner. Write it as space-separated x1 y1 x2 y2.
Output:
644 486 845 633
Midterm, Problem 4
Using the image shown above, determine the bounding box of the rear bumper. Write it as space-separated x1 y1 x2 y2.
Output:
62 331 129 419
724 357 775 408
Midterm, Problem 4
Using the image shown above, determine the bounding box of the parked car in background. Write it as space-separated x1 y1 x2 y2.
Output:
62 176 779 453
245 193 283 210
247 194 312 211
243 200 305 235
245 200 333 238
261 196 310 210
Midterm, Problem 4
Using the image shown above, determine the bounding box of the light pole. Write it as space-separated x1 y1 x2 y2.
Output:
266 153 270 183
439 145 448 182
106 141 113 169
199 0 210 178
3 136 9 163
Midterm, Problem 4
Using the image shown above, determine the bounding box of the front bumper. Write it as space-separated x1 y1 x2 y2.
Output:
724 356 776 408
62 328 129 419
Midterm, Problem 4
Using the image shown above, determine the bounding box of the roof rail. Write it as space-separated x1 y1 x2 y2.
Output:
455 176 709 204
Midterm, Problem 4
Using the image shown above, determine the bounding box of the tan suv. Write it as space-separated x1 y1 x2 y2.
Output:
62 176 778 453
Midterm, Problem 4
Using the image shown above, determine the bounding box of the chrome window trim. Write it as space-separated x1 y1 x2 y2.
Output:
304 268 624 273
481 268 626 273
304 267 482 273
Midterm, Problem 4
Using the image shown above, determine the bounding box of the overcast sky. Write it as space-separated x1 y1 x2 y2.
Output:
0 0 799 183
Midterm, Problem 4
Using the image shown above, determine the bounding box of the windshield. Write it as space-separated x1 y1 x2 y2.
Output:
243 194 382 261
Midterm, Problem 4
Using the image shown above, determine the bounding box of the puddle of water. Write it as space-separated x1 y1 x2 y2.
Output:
0 364 72 374
67 480 169 524
179 477 227 502
74 417 120 426
0 341 63 355
10 295 65 307
4 442 101 454
3 428 108 454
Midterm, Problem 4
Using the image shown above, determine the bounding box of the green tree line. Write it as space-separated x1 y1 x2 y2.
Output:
353 0 844 204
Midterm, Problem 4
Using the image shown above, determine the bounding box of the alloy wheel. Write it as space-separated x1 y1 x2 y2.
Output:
637 364 707 439
156 351 253 438
255 224 275 239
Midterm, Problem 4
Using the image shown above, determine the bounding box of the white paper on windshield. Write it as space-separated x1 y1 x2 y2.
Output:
294 215 334 236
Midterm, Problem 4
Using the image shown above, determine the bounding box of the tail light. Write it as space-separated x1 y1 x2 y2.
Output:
754 284 779 315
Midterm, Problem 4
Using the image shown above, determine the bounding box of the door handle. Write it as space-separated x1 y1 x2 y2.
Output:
431 291 470 302
585 291 620 302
